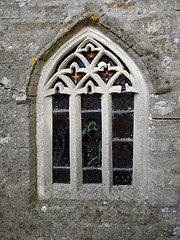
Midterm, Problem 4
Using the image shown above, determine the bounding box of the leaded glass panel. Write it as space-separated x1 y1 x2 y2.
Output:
65 57 85 68
82 50 98 63
98 55 116 66
112 93 134 111
53 93 70 183
81 94 102 184
53 168 70 184
113 74 132 91
67 70 85 85
53 93 69 110
113 142 133 168
112 93 134 185
113 170 132 185
81 94 101 110
53 112 69 167
112 112 133 139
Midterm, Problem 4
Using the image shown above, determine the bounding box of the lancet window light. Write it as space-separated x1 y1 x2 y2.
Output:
36 27 149 200
44 36 138 186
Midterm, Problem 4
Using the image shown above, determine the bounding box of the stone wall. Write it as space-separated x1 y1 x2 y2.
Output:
0 0 179 239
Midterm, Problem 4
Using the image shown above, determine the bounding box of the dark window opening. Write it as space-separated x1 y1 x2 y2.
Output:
53 94 70 183
112 93 134 185
81 94 102 184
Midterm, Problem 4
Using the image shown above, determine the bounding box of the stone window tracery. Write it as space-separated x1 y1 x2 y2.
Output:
44 37 136 186
37 27 148 200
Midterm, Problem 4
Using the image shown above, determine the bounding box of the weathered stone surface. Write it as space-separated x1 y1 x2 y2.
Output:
137 0 178 14
0 0 179 239
105 0 137 14
133 15 176 36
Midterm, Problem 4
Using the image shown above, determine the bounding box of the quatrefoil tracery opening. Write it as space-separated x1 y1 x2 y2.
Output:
45 37 137 95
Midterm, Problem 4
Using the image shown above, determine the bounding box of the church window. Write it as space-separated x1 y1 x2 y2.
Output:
36 27 148 200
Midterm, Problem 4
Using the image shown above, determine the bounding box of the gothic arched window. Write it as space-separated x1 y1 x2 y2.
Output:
37 27 148 200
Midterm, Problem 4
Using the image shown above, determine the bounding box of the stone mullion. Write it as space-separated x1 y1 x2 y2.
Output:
69 94 82 193
102 92 112 196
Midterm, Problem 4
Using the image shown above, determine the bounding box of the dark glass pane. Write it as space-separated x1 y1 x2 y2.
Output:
113 74 132 91
53 112 69 167
112 93 134 111
98 55 116 66
67 70 85 85
53 94 69 110
82 78 99 87
98 68 115 83
83 169 102 184
81 94 102 184
112 112 133 139
113 170 132 185
82 112 101 168
65 57 85 68
52 78 68 88
54 46 78 73
82 50 98 63
53 167 70 183
113 142 133 168
53 94 70 184
81 94 101 110
103 45 130 73
112 93 134 185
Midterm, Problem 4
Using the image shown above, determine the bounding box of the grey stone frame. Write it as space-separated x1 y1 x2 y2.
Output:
36 27 149 201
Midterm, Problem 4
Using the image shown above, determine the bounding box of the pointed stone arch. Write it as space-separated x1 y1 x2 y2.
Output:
36 27 149 201
38 27 142 94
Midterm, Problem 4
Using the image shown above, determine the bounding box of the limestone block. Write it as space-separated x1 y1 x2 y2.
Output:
164 168 180 187
169 60 180 80
0 4 19 19
0 22 8 31
150 93 180 118
105 0 137 14
0 49 24 63
149 168 165 188
133 15 176 36
5 185 30 207
148 186 178 206
154 37 180 59
12 134 30 148
130 224 162 240
149 151 179 169
8 147 30 171
19 5 44 20
149 119 180 139
0 64 24 89
157 207 180 225
137 0 176 13
44 5 67 19
174 0 180 9
149 137 171 152
9 170 29 186
13 21 57 31
141 54 172 94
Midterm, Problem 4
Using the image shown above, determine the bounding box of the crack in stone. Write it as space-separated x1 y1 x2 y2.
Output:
0 82 25 95
0 83 34 99
152 117 180 120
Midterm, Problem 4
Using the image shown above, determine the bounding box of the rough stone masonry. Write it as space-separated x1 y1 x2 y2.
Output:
0 0 180 239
